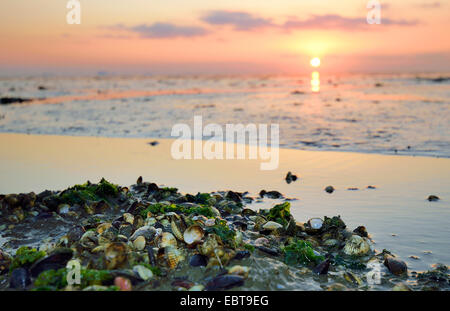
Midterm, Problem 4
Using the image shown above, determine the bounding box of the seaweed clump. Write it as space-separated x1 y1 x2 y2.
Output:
59 178 119 205
265 202 292 227
33 268 115 291
282 239 324 266
416 264 449 287
206 219 237 247
10 247 46 271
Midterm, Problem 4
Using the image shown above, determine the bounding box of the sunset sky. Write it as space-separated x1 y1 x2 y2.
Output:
0 0 449 75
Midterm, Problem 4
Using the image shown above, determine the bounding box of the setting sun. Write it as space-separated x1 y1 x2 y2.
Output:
310 57 321 68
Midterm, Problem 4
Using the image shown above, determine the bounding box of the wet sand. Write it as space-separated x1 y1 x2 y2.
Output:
0 133 449 272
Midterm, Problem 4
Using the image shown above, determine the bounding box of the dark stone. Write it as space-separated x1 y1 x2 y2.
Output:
285 171 298 184
353 226 368 238
148 141 159 146
259 190 283 199
427 195 440 202
384 256 407 276
42 195 61 211
226 191 242 203
325 186 335 194
0 97 32 105
232 221 247 231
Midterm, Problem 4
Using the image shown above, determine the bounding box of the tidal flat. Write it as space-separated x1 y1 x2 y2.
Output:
0 133 449 291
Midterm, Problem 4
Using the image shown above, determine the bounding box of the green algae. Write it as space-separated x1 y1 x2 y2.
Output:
33 268 114 290
243 244 255 252
206 219 237 247
322 216 346 230
282 239 324 266
140 203 214 218
59 178 119 205
10 246 46 271
331 254 367 270
265 202 292 227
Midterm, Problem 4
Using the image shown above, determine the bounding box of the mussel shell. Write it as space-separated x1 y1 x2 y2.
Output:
313 259 330 275
80 230 98 249
353 226 368 238
189 254 209 267
241 208 256 217
130 226 157 242
205 274 244 291
30 248 73 278
10 268 31 289
119 223 134 238
343 271 362 286
233 250 250 260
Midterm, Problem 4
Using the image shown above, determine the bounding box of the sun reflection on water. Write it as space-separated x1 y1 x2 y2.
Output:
311 71 320 92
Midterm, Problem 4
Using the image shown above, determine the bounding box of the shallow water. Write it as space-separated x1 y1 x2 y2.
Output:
0 74 449 157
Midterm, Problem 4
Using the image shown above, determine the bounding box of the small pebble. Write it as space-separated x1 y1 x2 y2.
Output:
427 195 440 202
324 186 335 194
285 171 298 184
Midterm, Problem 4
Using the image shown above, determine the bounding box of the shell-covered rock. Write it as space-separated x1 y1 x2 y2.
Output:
343 235 371 256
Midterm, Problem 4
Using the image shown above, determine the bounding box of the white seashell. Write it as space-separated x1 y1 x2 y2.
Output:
263 221 283 230
309 218 323 230
205 219 216 227
133 236 146 251
145 217 157 226
133 265 153 281
123 213 135 224
183 225 204 245
189 285 205 291
228 265 250 278
159 232 177 248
